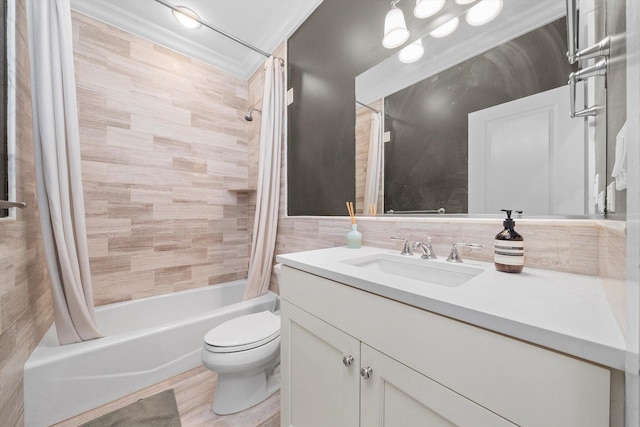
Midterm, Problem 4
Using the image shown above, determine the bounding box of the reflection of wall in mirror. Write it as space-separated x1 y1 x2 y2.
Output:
383 18 577 215
604 0 626 220
355 100 383 215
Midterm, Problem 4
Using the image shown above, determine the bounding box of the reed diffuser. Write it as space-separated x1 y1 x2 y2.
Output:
345 201 362 249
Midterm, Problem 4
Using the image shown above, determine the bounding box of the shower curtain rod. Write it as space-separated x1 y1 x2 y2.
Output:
356 100 381 114
153 0 278 60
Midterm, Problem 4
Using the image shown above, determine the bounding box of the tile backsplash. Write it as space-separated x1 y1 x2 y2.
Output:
275 216 623 277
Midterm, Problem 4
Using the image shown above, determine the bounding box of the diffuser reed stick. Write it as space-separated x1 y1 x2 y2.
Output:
345 201 361 248
345 201 355 224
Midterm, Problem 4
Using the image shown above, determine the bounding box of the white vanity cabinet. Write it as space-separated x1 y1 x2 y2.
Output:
279 265 613 427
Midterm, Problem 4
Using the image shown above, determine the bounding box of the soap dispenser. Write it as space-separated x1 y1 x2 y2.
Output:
494 209 524 273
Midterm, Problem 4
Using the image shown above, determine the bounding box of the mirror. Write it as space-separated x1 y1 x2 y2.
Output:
0 0 16 221
355 0 605 218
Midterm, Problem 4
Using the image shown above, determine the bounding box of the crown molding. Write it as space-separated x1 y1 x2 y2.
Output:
71 0 252 79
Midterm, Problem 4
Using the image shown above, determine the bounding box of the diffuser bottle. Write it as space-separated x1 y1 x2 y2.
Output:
347 224 362 248
494 209 524 273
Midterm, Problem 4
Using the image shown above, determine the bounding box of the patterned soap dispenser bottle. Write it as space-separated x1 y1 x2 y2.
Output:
494 209 524 273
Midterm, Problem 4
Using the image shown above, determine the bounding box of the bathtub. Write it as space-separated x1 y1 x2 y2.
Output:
23 280 279 427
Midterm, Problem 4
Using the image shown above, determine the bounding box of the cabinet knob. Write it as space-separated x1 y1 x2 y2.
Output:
360 366 373 379
342 355 354 367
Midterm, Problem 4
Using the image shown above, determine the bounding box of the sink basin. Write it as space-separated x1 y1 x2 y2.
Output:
341 254 483 287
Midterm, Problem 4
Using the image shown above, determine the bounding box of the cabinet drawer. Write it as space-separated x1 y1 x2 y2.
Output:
280 266 611 427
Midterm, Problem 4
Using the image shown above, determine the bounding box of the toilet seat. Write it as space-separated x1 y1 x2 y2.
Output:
204 311 280 353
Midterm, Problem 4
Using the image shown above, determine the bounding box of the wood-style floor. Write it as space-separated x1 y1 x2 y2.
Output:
53 366 280 427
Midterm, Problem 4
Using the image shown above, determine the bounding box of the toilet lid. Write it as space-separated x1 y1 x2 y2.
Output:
204 311 280 351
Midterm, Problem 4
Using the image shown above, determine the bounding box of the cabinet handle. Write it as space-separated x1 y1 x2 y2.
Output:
342 355 354 367
360 366 373 379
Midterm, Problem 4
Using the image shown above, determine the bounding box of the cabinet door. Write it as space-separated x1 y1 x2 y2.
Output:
280 300 360 427
360 344 516 427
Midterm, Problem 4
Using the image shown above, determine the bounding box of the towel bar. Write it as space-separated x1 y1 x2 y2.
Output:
0 200 27 209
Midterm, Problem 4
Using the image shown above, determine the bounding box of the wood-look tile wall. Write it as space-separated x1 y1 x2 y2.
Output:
72 13 253 306
0 0 54 424
276 217 600 273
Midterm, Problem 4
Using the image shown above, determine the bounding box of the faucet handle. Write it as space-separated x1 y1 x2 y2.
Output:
412 238 437 259
390 236 413 256
447 243 482 263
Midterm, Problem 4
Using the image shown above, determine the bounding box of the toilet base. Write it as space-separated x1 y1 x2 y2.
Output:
211 364 281 415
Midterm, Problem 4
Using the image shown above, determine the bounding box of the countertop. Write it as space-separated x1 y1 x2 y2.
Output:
276 245 627 370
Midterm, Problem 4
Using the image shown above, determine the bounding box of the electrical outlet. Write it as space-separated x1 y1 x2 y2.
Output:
287 88 294 105
384 131 391 142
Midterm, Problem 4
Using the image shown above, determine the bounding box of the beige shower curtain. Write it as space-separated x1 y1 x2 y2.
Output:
26 0 102 344
244 57 284 300
363 111 383 210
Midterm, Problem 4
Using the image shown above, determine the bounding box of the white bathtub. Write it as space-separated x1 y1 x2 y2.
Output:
24 280 279 427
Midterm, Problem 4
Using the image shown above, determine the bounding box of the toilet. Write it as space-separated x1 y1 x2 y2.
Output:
201 266 282 415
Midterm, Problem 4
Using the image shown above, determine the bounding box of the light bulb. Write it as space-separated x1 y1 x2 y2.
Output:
172 6 202 29
414 0 446 19
383 5 410 48
465 0 503 26
455 0 477 4
399 39 425 63
430 16 459 38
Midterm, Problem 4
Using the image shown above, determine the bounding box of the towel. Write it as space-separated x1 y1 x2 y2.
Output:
611 122 627 191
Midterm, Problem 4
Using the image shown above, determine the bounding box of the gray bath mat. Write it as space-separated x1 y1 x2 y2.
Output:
80 389 182 427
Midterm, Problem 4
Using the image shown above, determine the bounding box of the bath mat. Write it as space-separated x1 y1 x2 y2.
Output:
80 389 182 427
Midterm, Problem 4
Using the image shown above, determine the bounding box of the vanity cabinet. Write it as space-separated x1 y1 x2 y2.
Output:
280 265 613 427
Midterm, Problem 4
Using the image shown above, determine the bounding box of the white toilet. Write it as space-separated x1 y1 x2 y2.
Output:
201 266 282 415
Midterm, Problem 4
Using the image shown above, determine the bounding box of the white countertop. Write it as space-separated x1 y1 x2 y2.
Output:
277 246 627 370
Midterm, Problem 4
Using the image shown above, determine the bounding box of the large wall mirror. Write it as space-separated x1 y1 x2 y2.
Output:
355 1 606 218
0 0 16 221
288 0 617 219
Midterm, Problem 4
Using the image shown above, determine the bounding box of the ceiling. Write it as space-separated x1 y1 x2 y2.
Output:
70 0 323 80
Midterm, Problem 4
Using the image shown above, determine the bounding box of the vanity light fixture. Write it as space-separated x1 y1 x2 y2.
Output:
414 0 446 19
430 16 459 38
454 0 477 4
172 6 202 29
399 38 425 63
465 0 503 26
383 0 410 48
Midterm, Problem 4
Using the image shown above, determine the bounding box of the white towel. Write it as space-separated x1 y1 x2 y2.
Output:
611 122 627 190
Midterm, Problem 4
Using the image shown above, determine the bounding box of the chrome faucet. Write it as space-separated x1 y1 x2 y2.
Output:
447 243 482 263
390 236 413 256
412 237 437 259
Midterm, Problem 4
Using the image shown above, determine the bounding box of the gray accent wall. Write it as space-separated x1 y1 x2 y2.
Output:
286 0 470 216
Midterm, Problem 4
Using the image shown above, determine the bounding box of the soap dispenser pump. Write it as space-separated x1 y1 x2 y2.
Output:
494 209 524 273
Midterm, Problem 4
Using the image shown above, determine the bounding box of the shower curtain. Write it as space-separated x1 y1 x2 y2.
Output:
363 112 383 210
244 57 284 300
27 0 102 344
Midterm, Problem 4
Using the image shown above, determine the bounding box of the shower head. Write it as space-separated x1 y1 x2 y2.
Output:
245 108 262 122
